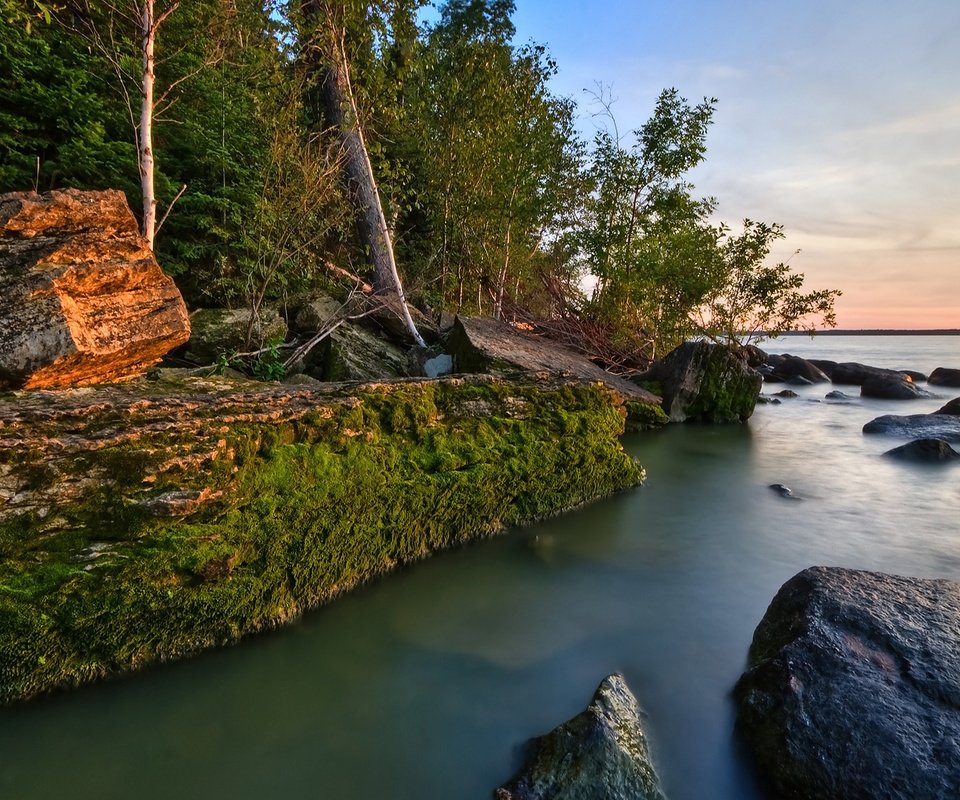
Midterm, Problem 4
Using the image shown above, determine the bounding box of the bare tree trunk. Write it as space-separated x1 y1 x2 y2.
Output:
140 0 157 248
308 4 425 348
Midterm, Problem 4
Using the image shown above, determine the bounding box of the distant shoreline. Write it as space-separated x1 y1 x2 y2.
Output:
778 329 960 336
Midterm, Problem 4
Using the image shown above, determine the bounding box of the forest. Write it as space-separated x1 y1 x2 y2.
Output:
1 0 839 368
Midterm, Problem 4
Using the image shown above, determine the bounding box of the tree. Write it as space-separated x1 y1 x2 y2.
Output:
300 0 426 347
694 219 841 347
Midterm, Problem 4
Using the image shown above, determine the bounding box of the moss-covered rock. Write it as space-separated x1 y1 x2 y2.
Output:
186 307 288 363
0 375 644 704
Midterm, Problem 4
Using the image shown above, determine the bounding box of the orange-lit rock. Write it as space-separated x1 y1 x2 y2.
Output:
0 189 190 389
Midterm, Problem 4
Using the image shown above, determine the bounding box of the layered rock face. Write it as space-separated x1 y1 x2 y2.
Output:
495 674 667 800
0 189 190 389
736 566 960 800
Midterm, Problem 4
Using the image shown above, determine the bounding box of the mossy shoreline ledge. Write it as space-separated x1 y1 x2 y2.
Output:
0 373 652 705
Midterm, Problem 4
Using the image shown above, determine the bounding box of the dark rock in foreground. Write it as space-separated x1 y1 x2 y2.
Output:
640 341 761 423
863 413 960 442
736 566 960 800
930 368 960 388
824 389 854 401
861 373 936 400
883 438 960 462
937 398 960 415
495 674 667 800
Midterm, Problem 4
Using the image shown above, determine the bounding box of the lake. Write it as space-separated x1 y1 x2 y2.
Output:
1 335 958 798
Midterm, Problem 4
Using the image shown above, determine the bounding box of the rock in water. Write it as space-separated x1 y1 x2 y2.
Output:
929 368 960 388
735 566 960 800
0 189 189 389
861 373 936 400
937 398 960 415
883 438 960 462
640 341 761 423
863 413 960 442
495 674 667 800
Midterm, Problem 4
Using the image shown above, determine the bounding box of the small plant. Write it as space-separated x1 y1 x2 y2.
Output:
251 344 286 382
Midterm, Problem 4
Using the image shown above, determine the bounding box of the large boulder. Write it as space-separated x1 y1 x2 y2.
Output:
315 323 409 381
831 362 903 386
929 368 960 388
735 566 960 800
860 373 936 400
640 340 761 423
494 674 667 800
863 413 960 442
937 398 960 415
447 316 660 408
769 355 830 383
0 189 190 389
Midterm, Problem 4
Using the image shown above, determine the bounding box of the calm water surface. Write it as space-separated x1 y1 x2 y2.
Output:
1 336 959 799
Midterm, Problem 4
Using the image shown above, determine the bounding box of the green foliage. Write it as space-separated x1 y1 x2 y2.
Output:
695 220 841 347
0 380 643 703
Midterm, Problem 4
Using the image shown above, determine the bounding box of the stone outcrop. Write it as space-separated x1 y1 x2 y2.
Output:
0 189 190 389
447 316 663 427
863 412 960 442
494 674 667 800
0 373 644 704
185 307 288 364
860 373 936 400
736 566 960 800
883 438 960 462
639 340 761 423
929 367 960 388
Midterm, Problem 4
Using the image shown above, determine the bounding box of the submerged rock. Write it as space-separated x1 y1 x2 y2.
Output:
0 189 190 389
640 341 761 423
494 674 667 800
861 373 936 400
769 483 801 499
736 566 960 800
863 413 960 442
883 438 960 462
824 389 854 401
929 367 960 388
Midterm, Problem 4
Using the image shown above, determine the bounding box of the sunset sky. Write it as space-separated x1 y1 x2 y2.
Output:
508 0 960 329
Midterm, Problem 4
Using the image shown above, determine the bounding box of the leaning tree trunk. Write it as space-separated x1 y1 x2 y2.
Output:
308 5 425 348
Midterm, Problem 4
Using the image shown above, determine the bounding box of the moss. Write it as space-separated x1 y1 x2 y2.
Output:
624 401 669 432
0 378 644 705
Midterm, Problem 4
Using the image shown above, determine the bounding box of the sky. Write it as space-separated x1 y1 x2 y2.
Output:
505 0 960 329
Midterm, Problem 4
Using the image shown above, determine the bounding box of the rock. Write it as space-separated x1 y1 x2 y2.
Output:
861 373 936 400
735 566 960 800
290 293 344 334
494 674 667 800
824 389 854 401
937 398 960 415
448 316 660 407
640 340 761 423
774 389 799 398
319 323 409 382
366 295 439 347
769 483 801 499
785 375 813 386
0 189 190 389
282 373 323 387
423 353 453 378
899 369 928 383
863 413 960 442
770 355 830 383
741 344 769 368
808 359 838 378
186 307 287 364
883 438 960 462
929 367 960 388
831 362 903 386
755 395 781 405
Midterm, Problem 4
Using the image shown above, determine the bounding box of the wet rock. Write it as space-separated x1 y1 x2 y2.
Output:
770 355 830 383
736 566 960 800
899 369 928 383
774 389 799 398
860 373 936 400
494 674 667 800
863 413 960 442
0 189 190 389
883 438 960 462
936 398 960 415
808 359 838 379
929 367 960 388
640 340 761 423
785 375 814 386
769 483 801 499
824 389 854 401
755 395 781 405
831 362 903 386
